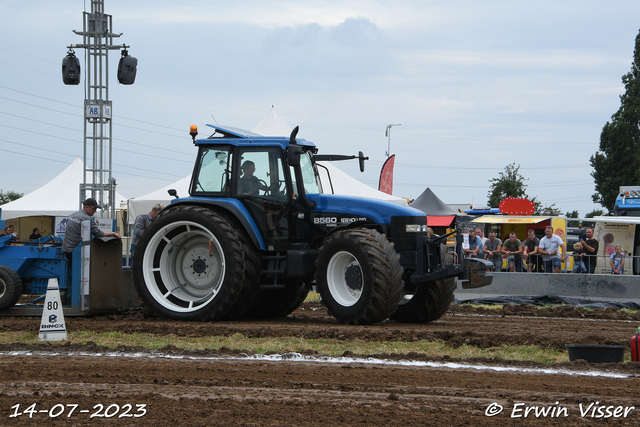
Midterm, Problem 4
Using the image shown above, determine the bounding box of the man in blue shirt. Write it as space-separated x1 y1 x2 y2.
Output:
464 229 484 258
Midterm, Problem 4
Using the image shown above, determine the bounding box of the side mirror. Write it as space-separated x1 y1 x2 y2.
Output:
358 151 368 172
168 189 178 199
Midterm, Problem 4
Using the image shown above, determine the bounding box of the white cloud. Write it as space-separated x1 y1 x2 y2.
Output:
331 17 382 46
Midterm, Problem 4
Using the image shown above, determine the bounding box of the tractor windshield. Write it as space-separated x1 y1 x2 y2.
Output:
292 151 322 194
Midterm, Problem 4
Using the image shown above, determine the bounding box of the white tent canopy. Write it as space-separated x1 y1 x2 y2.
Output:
252 106 293 136
316 162 407 206
126 175 191 223
0 157 127 220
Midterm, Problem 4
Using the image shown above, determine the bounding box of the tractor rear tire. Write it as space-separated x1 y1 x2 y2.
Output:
222 228 262 320
243 281 310 319
132 205 245 321
315 228 403 325
0 266 22 310
390 277 456 323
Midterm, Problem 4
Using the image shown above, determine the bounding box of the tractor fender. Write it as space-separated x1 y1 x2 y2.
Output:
323 221 383 241
167 198 266 250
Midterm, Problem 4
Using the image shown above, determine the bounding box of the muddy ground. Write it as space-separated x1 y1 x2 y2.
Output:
1 302 640 426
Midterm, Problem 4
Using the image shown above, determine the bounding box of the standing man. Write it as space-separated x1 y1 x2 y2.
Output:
464 229 484 258
484 230 503 272
61 198 121 266
476 227 488 246
580 228 599 274
502 232 523 272
522 229 540 272
538 226 566 273
131 204 163 252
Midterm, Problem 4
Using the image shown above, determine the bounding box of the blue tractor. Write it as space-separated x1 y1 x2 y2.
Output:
132 125 493 324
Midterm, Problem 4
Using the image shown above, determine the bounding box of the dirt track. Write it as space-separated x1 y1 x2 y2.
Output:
1 302 640 426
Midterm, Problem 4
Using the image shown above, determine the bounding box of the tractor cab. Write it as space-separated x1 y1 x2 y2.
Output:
189 125 321 245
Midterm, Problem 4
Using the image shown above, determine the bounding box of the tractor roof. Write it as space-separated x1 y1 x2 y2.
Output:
195 124 316 149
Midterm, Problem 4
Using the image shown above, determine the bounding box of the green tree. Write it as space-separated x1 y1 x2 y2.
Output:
590 29 640 211
487 163 530 208
0 190 22 205
585 209 605 218
565 210 579 227
565 210 579 218
581 209 605 228
536 203 558 216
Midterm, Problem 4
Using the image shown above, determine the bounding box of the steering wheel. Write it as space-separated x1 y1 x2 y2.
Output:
271 180 287 196
258 179 271 195
258 179 287 196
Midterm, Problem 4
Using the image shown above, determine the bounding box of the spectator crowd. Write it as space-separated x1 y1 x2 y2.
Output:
464 226 609 274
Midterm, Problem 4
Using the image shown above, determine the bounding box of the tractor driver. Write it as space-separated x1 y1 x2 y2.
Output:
238 160 270 196
238 160 285 238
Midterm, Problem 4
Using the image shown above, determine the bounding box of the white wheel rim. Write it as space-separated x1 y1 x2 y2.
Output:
326 251 364 307
141 220 225 313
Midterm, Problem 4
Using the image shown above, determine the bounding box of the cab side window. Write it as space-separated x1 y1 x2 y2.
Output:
237 150 287 198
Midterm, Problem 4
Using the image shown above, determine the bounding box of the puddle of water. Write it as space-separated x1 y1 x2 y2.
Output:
0 350 631 379
449 313 637 324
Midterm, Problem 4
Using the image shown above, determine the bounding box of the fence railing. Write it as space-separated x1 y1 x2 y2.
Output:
562 253 636 275
461 252 638 275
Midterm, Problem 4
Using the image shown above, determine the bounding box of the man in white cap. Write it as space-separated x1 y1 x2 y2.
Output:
61 198 121 265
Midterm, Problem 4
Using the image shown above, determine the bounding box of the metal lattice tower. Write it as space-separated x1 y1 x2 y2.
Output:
67 0 129 219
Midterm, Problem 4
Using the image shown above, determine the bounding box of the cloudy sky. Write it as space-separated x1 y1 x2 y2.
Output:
1 0 639 216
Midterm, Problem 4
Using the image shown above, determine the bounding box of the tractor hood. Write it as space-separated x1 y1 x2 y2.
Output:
306 193 425 224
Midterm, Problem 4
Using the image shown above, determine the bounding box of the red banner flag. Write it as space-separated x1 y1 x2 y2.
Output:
378 155 395 195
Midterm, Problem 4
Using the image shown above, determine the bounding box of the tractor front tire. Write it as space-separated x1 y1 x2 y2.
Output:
390 277 456 323
315 228 403 325
0 266 22 310
132 205 245 321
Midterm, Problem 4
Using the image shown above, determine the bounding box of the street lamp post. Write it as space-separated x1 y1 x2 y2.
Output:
385 124 401 157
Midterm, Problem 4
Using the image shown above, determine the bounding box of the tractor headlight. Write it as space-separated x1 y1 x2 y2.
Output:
406 224 427 233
